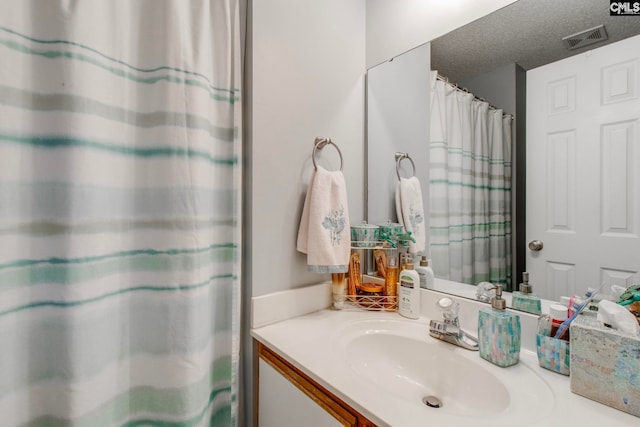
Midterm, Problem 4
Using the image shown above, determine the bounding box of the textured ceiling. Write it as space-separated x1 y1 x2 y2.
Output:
431 0 640 83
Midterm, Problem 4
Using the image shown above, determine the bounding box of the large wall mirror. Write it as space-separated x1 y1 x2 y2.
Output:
366 0 640 310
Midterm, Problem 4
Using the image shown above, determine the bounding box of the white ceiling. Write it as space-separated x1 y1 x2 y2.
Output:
431 0 640 82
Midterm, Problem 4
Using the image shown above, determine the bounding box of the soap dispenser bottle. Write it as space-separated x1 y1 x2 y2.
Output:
511 272 541 315
398 255 420 319
478 285 521 367
416 256 435 289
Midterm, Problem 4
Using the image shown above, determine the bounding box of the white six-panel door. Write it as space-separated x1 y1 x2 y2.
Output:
527 34 640 301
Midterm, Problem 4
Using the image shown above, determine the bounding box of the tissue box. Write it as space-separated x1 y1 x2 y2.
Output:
570 315 640 417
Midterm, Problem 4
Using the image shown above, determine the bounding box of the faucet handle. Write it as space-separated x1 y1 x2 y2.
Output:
429 319 460 335
476 281 496 302
436 297 459 323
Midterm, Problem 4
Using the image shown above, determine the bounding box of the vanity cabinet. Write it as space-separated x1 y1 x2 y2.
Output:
256 342 377 427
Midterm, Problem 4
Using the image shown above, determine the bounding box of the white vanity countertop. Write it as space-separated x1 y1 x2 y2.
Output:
252 308 638 427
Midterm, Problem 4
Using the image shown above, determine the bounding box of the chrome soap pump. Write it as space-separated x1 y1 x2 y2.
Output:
478 285 521 367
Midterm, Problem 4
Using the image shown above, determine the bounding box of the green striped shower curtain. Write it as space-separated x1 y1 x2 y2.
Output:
0 1 241 426
429 71 512 287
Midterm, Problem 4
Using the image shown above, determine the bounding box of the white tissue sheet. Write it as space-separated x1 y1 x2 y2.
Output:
296 166 350 273
597 300 640 335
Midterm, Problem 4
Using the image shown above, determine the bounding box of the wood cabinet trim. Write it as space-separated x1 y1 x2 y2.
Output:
257 341 376 427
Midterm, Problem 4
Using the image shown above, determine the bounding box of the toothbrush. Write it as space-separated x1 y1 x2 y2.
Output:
553 283 606 339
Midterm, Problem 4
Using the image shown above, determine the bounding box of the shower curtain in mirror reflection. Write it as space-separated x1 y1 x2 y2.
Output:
0 1 241 426
429 71 512 288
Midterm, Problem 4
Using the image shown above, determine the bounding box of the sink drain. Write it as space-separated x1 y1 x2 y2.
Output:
422 396 442 408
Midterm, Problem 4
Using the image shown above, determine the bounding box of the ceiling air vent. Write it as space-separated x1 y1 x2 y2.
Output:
562 25 608 50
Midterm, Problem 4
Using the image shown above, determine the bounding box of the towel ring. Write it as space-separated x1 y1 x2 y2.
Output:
312 137 343 171
395 152 415 180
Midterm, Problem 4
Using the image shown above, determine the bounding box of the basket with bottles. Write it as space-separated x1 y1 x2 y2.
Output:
331 221 415 311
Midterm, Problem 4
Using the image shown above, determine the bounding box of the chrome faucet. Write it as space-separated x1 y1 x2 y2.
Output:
429 297 479 351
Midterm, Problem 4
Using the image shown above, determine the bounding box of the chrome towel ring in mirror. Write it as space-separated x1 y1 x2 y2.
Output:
395 152 415 180
313 137 343 171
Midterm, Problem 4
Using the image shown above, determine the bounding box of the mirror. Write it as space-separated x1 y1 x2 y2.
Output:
366 0 640 310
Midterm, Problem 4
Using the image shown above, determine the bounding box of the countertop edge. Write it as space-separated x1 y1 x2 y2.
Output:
252 308 639 427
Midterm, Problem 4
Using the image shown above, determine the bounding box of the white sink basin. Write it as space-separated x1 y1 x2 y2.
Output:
336 318 554 422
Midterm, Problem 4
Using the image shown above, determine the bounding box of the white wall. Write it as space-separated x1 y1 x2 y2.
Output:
459 63 518 115
366 43 430 232
251 0 366 297
249 0 521 299
366 0 518 68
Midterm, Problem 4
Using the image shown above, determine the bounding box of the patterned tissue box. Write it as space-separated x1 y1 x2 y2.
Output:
536 315 570 375
570 315 640 418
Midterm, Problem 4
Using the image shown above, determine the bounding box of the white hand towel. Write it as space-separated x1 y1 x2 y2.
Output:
395 181 402 227
396 176 426 254
297 166 350 273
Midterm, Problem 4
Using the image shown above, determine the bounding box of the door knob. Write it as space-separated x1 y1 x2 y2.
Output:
528 240 543 251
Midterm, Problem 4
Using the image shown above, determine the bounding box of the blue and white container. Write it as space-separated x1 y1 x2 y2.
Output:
512 272 541 315
478 285 521 367
536 314 570 375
